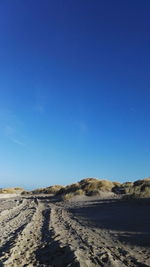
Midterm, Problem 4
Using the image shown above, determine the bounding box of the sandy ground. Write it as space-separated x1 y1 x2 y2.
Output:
0 194 19 199
0 195 150 266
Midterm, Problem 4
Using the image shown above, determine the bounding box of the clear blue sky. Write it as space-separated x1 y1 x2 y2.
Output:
0 1 150 189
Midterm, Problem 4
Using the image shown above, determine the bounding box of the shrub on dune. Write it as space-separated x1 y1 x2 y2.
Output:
123 179 150 198
79 178 114 194
61 188 84 201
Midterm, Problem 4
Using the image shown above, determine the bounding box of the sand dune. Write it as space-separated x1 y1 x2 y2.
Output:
0 196 150 266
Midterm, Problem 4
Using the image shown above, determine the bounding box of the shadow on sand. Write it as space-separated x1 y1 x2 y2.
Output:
69 198 150 247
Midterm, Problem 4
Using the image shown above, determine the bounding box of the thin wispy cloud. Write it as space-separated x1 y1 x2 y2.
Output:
10 137 26 146
4 125 26 147
0 109 27 147
0 109 24 128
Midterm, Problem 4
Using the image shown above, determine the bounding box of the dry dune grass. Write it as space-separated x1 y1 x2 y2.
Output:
57 183 84 200
120 182 134 194
22 178 117 198
61 189 84 201
60 177 150 200
58 178 118 200
15 177 150 200
123 178 150 198
41 185 64 194
0 187 24 194
22 178 125 200
31 185 64 195
80 179 114 193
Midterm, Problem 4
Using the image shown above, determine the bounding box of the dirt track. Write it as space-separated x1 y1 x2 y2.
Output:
0 196 150 266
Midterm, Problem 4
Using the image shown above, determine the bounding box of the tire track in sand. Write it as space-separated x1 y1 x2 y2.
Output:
45 205 98 267
0 200 36 254
35 205 80 267
0 199 44 266
0 199 28 226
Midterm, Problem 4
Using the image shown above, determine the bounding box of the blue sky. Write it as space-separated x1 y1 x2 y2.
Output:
0 1 150 189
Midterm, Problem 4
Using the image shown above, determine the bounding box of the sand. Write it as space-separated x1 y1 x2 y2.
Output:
0 194 19 199
0 195 150 266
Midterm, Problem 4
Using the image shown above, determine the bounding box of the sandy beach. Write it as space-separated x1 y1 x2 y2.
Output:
0 195 150 266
